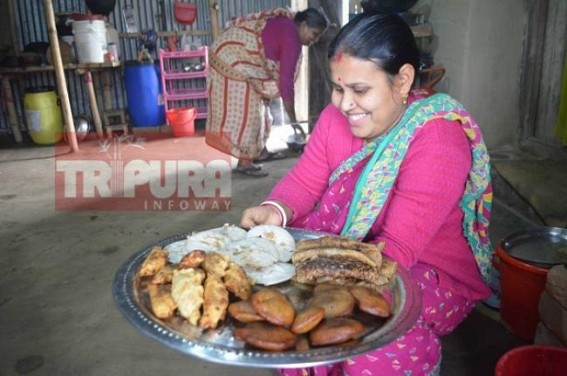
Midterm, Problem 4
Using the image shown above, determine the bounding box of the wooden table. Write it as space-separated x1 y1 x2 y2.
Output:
0 61 121 143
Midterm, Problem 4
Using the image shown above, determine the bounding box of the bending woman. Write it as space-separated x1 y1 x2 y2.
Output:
205 8 327 177
241 12 493 375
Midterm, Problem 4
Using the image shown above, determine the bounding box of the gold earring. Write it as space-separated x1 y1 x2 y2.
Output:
401 94 408 105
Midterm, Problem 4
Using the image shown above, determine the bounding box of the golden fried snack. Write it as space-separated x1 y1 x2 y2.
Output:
199 274 229 330
379 259 397 282
234 322 297 351
201 252 230 278
228 300 264 323
138 246 168 277
295 236 383 254
307 287 355 318
309 318 365 346
251 288 296 327
179 249 206 269
171 268 205 326
291 306 325 334
151 264 176 284
223 262 252 300
147 284 177 319
349 285 391 317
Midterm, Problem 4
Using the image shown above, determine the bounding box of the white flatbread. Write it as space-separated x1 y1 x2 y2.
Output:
214 223 248 242
166 224 295 284
246 262 296 286
247 225 296 262
224 237 279 269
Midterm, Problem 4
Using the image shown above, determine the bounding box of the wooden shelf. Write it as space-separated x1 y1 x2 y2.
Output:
0 61 121 74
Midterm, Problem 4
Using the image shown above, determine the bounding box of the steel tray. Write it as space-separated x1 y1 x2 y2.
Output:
112 228 421 368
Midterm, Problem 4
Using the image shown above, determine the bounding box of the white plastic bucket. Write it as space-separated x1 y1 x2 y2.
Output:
73 20 107 63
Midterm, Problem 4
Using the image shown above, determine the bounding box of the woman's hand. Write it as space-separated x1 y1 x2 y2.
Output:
240 206 283 229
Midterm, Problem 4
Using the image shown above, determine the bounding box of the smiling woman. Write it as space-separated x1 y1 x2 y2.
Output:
241 12 494 376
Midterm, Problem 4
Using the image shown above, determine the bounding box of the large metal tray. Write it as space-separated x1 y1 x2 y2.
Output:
112 228 421 368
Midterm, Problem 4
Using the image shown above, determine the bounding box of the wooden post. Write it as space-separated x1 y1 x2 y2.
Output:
208 0 221 41
84 71 104 138
42 0 78 152
102 71 113 116
1 76 23 143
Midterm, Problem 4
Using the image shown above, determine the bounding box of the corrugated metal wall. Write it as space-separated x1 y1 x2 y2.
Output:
0 0 288 136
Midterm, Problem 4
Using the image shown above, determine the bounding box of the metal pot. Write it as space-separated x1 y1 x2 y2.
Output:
285 123 308 153
63 115 91 143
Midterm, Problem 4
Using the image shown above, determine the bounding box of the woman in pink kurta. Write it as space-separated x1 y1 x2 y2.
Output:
241 13 492 375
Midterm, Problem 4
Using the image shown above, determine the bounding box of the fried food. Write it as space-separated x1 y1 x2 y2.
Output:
201 251 230 278
199 274 229 329
228 300 265 323
307 287 355 318
234 322 297 351
151 264 176 284
309 318 365 346
291 306 325 334
147 284 177 319
171 268 206 326
379 259 397 282
292 247 382 286
223 262 252 300
349 285 391 317
295 236 383 255
139 246 168 277
179 249 206 269
251 288 296 327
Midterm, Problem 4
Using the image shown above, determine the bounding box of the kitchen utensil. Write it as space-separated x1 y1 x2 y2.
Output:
286 122 308 152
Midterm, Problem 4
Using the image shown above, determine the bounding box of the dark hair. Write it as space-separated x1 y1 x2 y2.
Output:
328 12 420 79
294 8 328 30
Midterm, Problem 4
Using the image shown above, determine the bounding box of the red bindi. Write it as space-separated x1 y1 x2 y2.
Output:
338 77 342 82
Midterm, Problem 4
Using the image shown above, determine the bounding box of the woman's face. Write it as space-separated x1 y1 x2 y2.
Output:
299 22 323 46
330 53 408 140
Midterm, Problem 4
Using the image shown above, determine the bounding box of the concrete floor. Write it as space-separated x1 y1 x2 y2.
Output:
3 127 565 376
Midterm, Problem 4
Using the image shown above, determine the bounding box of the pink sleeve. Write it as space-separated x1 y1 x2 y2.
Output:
268 105 360 220
370 118 472 268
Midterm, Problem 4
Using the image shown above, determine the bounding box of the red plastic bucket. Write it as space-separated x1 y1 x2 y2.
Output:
495 345 567 375
166 107 196 137
495 242 549 341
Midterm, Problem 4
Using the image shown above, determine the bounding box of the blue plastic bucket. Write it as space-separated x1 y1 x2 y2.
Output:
124 61 165 127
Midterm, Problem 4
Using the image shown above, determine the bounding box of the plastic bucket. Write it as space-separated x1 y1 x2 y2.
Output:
72 19 107 63
495 345 567 375
166 107 196 137
495 240 549 341
124 62 165 127
24 87 63 145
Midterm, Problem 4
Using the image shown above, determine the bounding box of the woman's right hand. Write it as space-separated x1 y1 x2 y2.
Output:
240 206 282 229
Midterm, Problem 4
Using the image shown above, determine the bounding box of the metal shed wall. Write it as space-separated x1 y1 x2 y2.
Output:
0 0 288 135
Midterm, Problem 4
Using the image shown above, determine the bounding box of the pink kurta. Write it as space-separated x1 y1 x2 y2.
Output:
262 17 302 102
